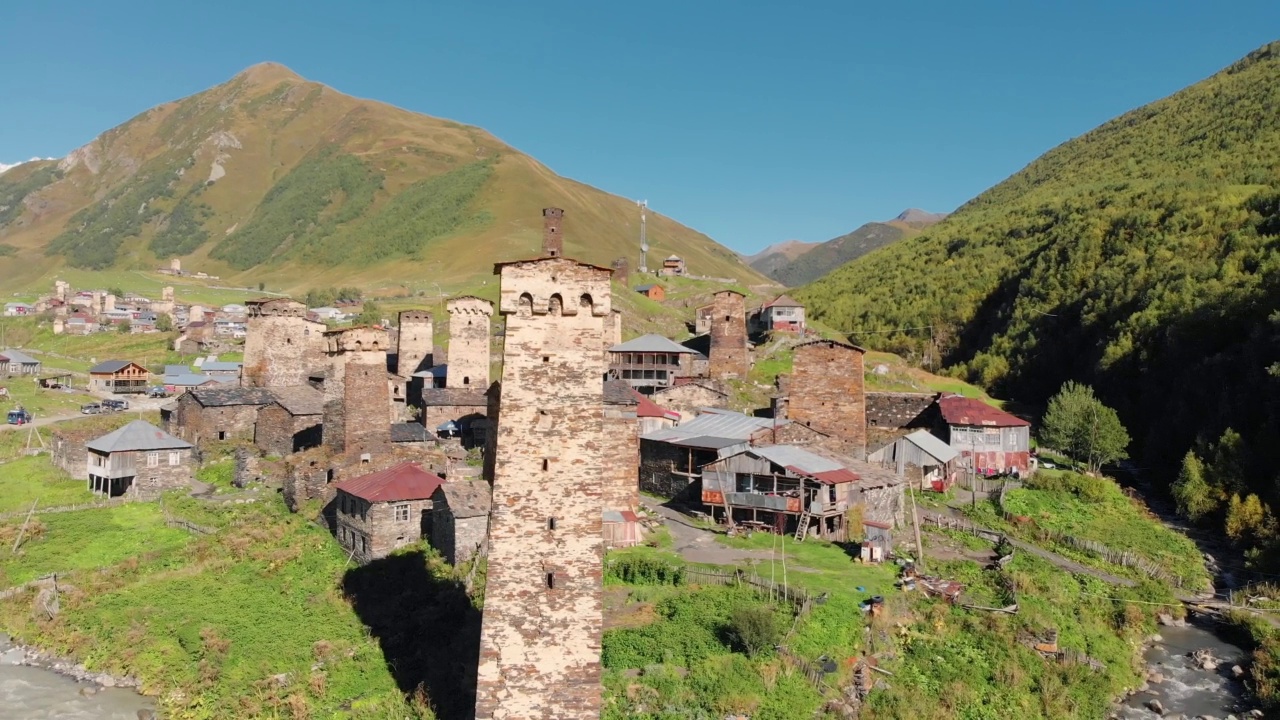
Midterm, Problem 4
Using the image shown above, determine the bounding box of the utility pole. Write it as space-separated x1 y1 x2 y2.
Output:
908 481 925 571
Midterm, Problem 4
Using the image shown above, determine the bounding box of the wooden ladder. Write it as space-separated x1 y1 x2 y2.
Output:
794 511 812 542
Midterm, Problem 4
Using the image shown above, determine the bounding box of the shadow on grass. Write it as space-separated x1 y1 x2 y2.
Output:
343 550 481 720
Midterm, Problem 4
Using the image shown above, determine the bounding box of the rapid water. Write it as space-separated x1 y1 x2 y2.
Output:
1119 620 1249 719
0 635 155 719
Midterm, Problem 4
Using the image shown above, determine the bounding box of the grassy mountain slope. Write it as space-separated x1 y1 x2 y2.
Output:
799 41 1280 527
0 63 764 293
743 239 818 278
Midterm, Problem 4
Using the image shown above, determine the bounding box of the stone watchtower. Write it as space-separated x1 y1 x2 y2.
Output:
242 298 324 388
708 289 749 379
396 310 433 377
787 340 868 456
446 297 493 389
542 207 565 257
474 253 613 720
321 326 391 454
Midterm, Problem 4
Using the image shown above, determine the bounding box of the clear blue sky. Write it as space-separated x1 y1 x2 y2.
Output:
3 2 1277 254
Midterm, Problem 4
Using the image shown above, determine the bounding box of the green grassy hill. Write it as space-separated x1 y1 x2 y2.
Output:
0 63 765 294
798 41 1280 538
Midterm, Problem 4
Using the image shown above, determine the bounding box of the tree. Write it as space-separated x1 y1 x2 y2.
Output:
356 300 382 326
1226 493 1275 546
727 606 779 657
257 281 265 291
1040 381 1130 474
107 287 125 299
116 319 131 334
155 314 173 333
1172 451 1218 522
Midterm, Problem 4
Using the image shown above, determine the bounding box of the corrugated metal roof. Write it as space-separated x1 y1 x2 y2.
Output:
753 445 844 474
201 361 242 372
641 409 781 444
938 395 1029 427
164 373 221 387
668 435 746 450
608 334 699 354
164 365 190 376
87 420 192 453
334 462 444 503
904 429 959 463
89 360 141 374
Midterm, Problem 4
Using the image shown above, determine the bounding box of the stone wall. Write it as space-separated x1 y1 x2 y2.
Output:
866 391 938 430
785 341 867 456
396 310 434 376
601 405 640 512
475 256 610 720
254 403 322 456
860 484 906 528
334 493 431 563
173 399 261 445
242 300 325 388
652 383 728 421
124 448 195 498
639 439 705 500
50 431 86 476
447 297 493 391
433 508 489 566
708 291 749 380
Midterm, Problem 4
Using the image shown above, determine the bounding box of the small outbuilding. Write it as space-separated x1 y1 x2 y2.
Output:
431 480 492 566
634 284 666 301
85 420 194 498
333 462 445 563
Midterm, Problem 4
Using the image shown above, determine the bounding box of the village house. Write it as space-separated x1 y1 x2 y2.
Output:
308 306 345 322
86 420 195 498
254 385 325 456
0 349 41 377
868 429 960 492
634 284 666 301
170 385 276 444
333 462 445 563
431 480 491 566
199 360 243 379
652 380 729 422
936 394 1032 476
163 372 226 394
64 314 96 335
88 360 151 394
750 294 807 333
3 302 34 316
422 387 489 446
607 334 704 393
658 254 687 277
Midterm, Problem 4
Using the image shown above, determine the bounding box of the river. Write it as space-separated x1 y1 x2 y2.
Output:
0 634 155 720
1118 620 1251 719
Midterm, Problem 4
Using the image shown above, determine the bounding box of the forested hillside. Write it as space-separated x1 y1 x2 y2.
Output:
0 63 763 292
799 41 1280 560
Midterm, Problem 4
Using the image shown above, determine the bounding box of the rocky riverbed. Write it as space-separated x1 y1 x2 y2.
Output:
0 633 156 719
1116 619 1263 720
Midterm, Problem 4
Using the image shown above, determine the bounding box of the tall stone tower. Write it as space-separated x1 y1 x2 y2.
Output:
708 289 749 380
242 298 325 388
396 310 433 377
474 254 613 720
321 326 391 454
446 296 493 390
786 340 868 456
542 207 565 257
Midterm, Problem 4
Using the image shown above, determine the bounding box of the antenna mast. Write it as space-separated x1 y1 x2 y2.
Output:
637 200 649 274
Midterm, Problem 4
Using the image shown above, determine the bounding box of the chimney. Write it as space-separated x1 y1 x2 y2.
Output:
542 207 564 257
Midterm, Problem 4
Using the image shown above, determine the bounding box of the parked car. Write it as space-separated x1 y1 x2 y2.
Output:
80 403 102 415
146 386 168 399
6 408 31 425
102 399 129 412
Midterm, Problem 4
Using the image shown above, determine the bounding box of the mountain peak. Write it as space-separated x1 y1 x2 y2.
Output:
236 62 306 86
894 208 948 227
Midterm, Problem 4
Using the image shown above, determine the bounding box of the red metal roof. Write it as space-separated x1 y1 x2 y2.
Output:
631 389 680 421
937 395 1029 427
812 468 859 485
334 462 445 503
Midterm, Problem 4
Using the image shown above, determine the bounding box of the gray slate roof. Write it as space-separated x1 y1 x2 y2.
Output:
603 379 639 405
164 373 221 387
271 385 325 415
0 348 39 364
390 422 427 443
201 361 243 372
190 386 276 407
89 360 139 374
436 481 492 518
87 420 192 453
609 334 699 355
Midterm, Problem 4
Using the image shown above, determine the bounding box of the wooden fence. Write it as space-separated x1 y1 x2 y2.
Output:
682 567 812 609
165 517 216 535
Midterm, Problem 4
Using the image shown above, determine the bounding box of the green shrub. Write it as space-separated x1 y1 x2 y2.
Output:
606 555 685 586
726 605 779 657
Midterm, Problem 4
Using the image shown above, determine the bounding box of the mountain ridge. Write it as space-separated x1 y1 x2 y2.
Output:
0 63 765 293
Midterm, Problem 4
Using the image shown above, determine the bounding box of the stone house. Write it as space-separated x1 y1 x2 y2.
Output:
634 284 666 301
652 381 729 421
431 480 492 566
88 360 150 394
171 386 276 445
658 254 686 277
865 391 939 448
86 420 194 498
422 387 489 446
333 462 445 563
936 394 1032 476
254 385 325 456
0 348 41 377
607 334 703 393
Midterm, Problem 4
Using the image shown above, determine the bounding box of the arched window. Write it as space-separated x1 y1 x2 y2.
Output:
518 293 534 316
579 294 593 311
548 294 563 316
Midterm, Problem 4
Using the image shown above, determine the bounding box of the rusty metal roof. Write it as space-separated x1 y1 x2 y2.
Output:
938 394 1029 427
334 462 444 503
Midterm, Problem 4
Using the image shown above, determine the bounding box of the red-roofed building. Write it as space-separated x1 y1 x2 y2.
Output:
333 462 445 562
936 394 1031 476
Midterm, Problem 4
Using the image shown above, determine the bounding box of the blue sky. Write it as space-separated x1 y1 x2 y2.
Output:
3 1 1277 254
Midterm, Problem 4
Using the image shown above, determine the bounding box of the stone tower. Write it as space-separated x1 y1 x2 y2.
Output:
610 256 630 286
162 286 174 303
446 296 493 390
787 340 868 456
321 326 391 454
242 298 324 388
708 290 749 380
542 207 565 257
396 310 433 377
474 255 613 720
170 257 181 273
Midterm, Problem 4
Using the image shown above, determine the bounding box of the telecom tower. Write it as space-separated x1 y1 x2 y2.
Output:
637 200 649 274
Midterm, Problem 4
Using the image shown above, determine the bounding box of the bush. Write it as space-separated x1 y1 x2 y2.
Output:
727 606 779 657
606 556 684 586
